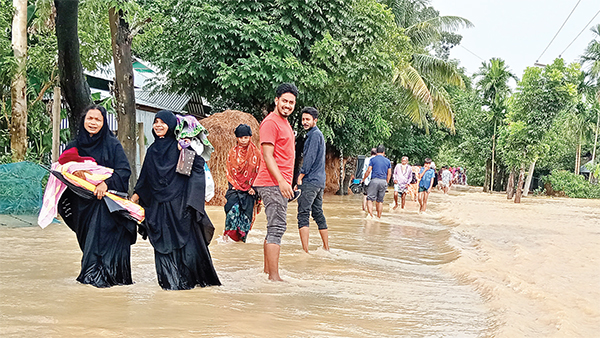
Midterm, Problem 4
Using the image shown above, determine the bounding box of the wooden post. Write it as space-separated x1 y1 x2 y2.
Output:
137 122 145 165
51 87 61 162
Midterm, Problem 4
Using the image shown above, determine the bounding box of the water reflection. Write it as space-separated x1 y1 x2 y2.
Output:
0 195 492 337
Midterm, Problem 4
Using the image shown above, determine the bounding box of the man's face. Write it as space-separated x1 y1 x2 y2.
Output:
424 163 430 169
237 136 251 147
274 92 296 118
302 113 316 130
401 157 408 165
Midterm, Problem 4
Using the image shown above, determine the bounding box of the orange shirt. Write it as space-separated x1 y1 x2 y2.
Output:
253 112 295 187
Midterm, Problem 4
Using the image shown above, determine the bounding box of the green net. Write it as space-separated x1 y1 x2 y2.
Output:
0 161 48 214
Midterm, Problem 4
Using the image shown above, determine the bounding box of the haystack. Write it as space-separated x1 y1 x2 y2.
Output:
202 110 260 206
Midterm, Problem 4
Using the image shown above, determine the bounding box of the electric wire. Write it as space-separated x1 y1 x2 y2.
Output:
536 0 583 62
559 8 600 57
460 45 485 61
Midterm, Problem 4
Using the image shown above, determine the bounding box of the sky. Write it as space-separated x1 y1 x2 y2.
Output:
431 0 600 82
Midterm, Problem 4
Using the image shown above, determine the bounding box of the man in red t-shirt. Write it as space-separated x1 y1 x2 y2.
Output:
253 83 298 281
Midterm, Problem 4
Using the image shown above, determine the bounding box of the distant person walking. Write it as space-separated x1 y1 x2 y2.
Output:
253 83 298 281
296 107 329 253
392 156 412 210
361 148 377 212
362 145 391 219
440 166 452 194
418 158 435 213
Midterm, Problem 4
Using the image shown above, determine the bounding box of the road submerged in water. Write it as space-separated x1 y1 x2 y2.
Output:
0 189 530 337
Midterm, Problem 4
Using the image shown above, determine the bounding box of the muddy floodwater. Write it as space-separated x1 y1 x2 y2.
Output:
1 188 598 337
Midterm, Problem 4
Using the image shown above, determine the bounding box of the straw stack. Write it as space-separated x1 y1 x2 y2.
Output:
202 110 260 206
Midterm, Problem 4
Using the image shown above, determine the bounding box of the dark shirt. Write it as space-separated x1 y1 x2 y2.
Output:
369 155 391 180
300 126 326 188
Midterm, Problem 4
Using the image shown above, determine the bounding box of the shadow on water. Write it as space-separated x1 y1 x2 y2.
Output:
0 193 495 337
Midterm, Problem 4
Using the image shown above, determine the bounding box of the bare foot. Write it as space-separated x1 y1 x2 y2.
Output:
392 204 398 210
268 274 284 282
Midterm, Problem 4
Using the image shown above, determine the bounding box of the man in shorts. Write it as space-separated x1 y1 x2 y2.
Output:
361 148 377 212
393 156 412 210
253 83 298 281
418 158 435 212
439 166 452 194
296 107 328 253
362 145 391 219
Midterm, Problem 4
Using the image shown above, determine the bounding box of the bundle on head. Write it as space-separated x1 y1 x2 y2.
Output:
201 110 260 206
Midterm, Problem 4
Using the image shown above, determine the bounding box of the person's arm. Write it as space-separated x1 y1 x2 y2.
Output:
363 166 372 181
299 133 316 177
262 143 293 199
296 173 305 188
428 173 434 192
387 167 392 184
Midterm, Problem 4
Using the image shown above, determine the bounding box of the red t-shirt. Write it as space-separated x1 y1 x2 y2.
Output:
253 112 295 187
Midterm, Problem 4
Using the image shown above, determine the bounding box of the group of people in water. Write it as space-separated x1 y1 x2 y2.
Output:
360 149 468 216
41 83 329 289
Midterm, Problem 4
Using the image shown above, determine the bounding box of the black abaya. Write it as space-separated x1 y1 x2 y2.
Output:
58 107 136 288
135 110 220 290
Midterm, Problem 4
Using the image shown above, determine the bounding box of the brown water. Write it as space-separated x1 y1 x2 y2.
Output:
2 193 504 337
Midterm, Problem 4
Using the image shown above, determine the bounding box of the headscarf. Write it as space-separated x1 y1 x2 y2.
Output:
135 110 186 203
226 134 260 192
234 124 252 138
65 105 131 192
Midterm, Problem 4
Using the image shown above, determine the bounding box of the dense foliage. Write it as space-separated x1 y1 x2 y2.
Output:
544 169 600 199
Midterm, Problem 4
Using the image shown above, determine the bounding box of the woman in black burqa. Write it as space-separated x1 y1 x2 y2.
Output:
131 110 220 290
58 105 137 287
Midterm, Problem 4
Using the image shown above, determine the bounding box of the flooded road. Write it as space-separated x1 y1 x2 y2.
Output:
1 191 514 337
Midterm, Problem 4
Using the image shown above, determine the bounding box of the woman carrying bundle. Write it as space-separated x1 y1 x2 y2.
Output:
58 105 137 288
131 110 220 290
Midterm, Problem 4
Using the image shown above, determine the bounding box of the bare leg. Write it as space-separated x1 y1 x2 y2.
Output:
418 192 424 212
299 226 310 253
401 192 407 209
422 191 429 212
264 243 283 281
366 200 374 217
362 195 367 211
393 191 399 209
376 201 383 218
319 229 329 250
263 240 269 274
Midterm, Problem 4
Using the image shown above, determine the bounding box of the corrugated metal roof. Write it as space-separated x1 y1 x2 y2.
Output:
134 89 190 112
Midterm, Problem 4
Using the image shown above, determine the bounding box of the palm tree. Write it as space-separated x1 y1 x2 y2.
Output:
580 24 600 181
383 0 473 131
474 58 518 191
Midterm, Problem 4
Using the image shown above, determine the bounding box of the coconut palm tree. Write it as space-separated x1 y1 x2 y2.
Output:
382 0 472 131
580 24 600 180
474 58 518 191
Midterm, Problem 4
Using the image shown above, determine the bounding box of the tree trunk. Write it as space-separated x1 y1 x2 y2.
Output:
575 131 581 175
483 158 491 193
109 7 137 191
10 0 28 162
523 159 537 197
51 86 61 162
514 165 525 203
590 110 599 182
506 169 515 199
55 0 92 137
336 149 345 195
490 120 497 193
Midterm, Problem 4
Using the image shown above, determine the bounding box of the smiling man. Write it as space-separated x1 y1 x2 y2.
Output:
253 83 298 281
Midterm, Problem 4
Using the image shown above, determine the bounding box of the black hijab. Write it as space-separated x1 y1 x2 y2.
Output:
65 105 131 192
135 110 186 203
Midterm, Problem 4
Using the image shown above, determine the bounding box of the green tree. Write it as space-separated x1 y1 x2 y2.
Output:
474 58 517 191
381 0 472 130
498 58 582 202
580 24 600 178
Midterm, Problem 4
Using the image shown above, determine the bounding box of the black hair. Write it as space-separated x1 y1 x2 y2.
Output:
301 107 319 120
276 83 299 98
376 144 385 153
370 148 377 156
424 158 432 164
